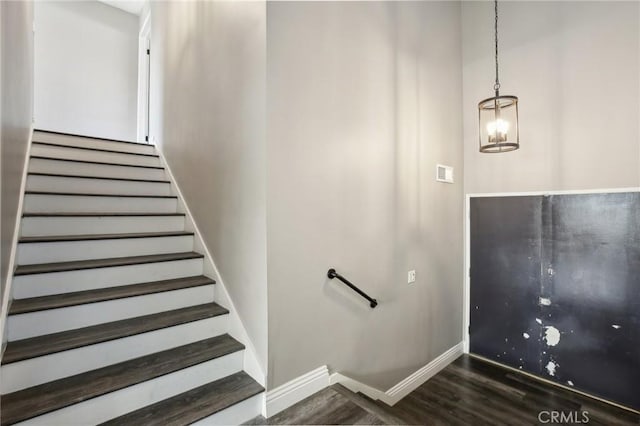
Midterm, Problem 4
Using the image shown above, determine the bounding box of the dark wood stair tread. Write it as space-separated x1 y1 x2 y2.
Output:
0 334 244 426
32 140 159 158
25 190 177 199
19 231 193 243
30 155 165 170
28 172 170 183
14 251 203 276
101 371 264 426
23 212 185 217
2 303 228 365
9 276 215 315
34 129 150 147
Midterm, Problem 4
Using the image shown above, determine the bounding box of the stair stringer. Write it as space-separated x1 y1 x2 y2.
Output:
156 150 267 392
0 124 34 355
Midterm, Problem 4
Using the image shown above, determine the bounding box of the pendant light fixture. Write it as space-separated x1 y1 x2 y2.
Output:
478 0 519 153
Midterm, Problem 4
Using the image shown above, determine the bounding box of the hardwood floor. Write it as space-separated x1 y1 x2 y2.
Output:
248 355 640 425
246 387 385 425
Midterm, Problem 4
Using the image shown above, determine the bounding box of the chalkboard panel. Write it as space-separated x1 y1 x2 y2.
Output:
470 196 543 374
546 193 640 409
470 192 640 410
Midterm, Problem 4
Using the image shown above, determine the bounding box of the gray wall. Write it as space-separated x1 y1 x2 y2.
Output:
1 1 34 310
149 1 268 372
463 1 640 194
34 1 138 141
267 1 463 390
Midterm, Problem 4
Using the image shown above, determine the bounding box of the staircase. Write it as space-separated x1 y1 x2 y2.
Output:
0 131 264 425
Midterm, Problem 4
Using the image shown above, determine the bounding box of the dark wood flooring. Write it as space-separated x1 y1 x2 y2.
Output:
248 355 640 425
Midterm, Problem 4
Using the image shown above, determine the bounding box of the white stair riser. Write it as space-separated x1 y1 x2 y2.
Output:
31 145 161 167
2 316 229 393
32 132 155 155
17 235 194 265
192 394 263 426
26 175 172 196
23 194 177 213
29 158 166 180
16 352 244 426
13 258 203 298
8 285 215 340
21 215 185 237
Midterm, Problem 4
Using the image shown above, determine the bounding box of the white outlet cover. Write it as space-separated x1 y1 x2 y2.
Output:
408 270 416 284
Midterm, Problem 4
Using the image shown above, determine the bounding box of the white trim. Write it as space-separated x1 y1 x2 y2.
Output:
331 341 464 406
155 150 266 389
265 366 330 418
463 194 471 354
467 187 640 199
136 11 151 144
1 125 34 353
462 187 640 353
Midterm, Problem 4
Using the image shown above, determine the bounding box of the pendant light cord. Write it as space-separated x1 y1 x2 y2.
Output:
494 0 500 95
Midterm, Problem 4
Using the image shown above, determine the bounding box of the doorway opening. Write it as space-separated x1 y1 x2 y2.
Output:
137 12 150 144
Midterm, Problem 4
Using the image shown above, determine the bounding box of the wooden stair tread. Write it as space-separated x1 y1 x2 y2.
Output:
25 190 177 198
32 140 160 157
34 129 150 147
19 231 193 243
0 334 244 426
2 303 228 365
28 172 170 183
100 371 264 426
30 155 165 170
23 212 185 217
9 276 215 315
14 251 203 276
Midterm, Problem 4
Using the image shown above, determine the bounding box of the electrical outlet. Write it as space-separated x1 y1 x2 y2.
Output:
408 270 416 284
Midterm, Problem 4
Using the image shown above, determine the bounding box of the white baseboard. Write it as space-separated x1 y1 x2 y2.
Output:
155 149 266 388
267 341 464 417
331 341 464 406
265 366 330 418
1 124 34 355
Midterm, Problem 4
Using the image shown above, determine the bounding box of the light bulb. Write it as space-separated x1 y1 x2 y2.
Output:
487 118 509 143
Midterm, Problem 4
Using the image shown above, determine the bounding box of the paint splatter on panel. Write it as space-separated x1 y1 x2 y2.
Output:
544 326 560 346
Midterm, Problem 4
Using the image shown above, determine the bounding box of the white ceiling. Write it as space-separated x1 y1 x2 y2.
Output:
99 0 145 16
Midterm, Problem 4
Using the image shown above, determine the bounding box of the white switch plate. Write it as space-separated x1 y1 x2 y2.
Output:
408 270 416 284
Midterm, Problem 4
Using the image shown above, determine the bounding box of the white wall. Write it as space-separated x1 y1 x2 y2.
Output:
34 1 138 141
149 1 268 373
1 0 34 347
267 1 464 390
463 1 640 194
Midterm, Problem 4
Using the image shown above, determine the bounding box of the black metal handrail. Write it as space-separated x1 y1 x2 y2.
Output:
327 268 378 308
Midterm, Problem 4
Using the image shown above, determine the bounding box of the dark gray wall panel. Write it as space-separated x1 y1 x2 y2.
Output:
470 192 640 411
545 193 640 409
470 196 543 374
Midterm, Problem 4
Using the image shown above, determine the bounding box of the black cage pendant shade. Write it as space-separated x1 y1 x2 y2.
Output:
479 0 519 153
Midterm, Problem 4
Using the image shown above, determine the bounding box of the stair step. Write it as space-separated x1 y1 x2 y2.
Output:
2 303 228 364
30 155 164 170
0 334 244 426
24 190 177 198
14 251 203 276
9 275 215 315
33 129 148 147
23 212 185 217
32 141 159 158
101 371 264 426
29 156 166 180
19 230 193 244
28 172 170 183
